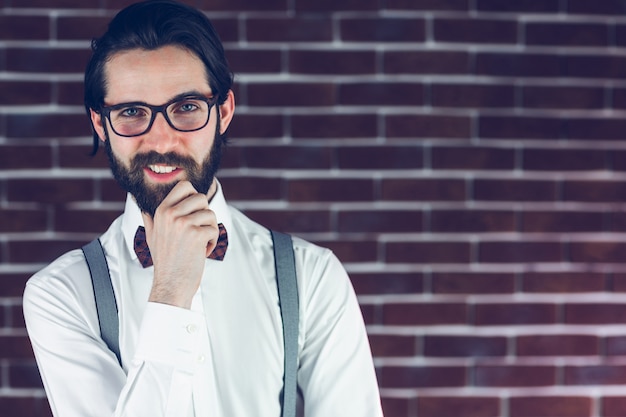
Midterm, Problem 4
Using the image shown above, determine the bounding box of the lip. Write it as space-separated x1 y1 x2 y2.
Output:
143 165 182 183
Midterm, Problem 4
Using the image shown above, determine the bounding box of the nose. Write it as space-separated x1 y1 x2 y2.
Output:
141 112 180 154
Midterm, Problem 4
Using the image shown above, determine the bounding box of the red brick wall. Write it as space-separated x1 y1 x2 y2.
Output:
3 0 626 416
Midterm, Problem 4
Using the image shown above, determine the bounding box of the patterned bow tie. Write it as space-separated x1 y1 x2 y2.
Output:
133 223 228 268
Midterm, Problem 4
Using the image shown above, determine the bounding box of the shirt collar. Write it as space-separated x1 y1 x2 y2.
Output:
121 179 232 263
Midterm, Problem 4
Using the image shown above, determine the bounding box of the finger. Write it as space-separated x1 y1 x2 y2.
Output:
159 180 198 208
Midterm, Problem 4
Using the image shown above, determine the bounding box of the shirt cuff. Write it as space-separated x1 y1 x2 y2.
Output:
133 302 205 374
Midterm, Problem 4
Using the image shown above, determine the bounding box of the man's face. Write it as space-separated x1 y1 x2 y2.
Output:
89 45 235 216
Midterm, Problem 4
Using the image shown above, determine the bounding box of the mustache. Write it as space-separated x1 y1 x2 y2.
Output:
130 151 197 171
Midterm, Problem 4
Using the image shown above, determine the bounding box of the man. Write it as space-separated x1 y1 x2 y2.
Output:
22 1 383 416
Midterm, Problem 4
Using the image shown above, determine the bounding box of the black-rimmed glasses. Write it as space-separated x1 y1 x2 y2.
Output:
99 95 218 137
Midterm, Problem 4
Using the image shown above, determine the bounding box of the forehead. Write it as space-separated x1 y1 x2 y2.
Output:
103 45 211 104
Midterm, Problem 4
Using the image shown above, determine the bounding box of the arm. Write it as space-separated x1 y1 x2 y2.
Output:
24 277 205 417
297 249 384 417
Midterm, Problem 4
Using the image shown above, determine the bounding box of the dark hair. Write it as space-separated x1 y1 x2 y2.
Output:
84 0 234 153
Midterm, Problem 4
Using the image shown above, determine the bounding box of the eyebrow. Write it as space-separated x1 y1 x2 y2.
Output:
104 90 213 107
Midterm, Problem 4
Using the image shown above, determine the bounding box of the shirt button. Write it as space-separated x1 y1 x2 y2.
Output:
197 355 205 363
186 324 198 334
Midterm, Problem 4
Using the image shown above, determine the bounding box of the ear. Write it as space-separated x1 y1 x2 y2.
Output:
218 90 235 135
89 109 107 142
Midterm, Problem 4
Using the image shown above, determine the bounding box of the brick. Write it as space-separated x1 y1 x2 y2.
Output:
605 336 626 355
474 365 556 386
0 15 49 40
565 303 626 324
432 272 515 294
386 114 471 138
385 51 471 75
611 273 626 292
517 335 599 356
565 365 626 385
386 241 471 264
380 365 466 388
382 178 466 201
521 211 605 233
289 50 376 75
360 304 376 325
340 18 426 42
227 114 283 139
434 18 517 44
291 114 377 138
350 272 424 295
567 0 626 14
0 273 31 297
57 81 84 106
424 336 506 357
58 145 109 169
418 396 500 417
338 209 422 233
0 145 52 169
475 303 557 325
523 86 605 109
314 239 378 263
0 208 47 233
564 180 626 202
565 117 626 140
100 179 127 202
8 0 99 6
0 335 34 359
0 398 37 417
431 83 515 108
337 146 423 170
616 25 626 47
509 395 593 417
478 241 563 263
189 0 288 11
11 305 26 328
239 209 330 233
477 0 560 12
562 55 626 79
603 397 626 417
8 179 94 204
225 49 282 74
383 302 467 325
242 145 332 169
479 115 562 140
8 239 88 263
432 146 515 170
522 272 606 293
569 241 626 263
287 179 374 202
247 83 336 107
338 82 425 106
430 209 515 233
386 0 469 11
294 0 378 12
476 53 561 77
6 47 91 73
369 334 417 357
523 148 606 171
246 17 332 42
474 179 557 201
55 209 121 234
9 362 43 388
56 16 110 40
526 22 608 46
0 81 52 105
381 397 411 417
7 114 91 139
219 176 283 201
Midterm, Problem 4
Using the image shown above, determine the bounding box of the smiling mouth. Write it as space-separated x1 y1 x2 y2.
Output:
148 164 178 174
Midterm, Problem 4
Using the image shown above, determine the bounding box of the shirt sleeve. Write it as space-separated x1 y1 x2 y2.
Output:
296 248 384 417
23 271 203 417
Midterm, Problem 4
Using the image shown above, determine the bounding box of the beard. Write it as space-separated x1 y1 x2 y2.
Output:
104 134 223 218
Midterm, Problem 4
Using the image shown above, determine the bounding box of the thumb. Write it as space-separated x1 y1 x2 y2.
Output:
141 212 154 240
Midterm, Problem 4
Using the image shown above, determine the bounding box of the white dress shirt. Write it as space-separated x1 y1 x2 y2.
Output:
23 181 383 417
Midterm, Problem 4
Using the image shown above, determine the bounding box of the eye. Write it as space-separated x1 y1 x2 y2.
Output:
173 99 202 113
120 106 148 118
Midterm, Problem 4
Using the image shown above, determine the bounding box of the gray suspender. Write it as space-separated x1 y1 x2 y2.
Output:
82 230 299 417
